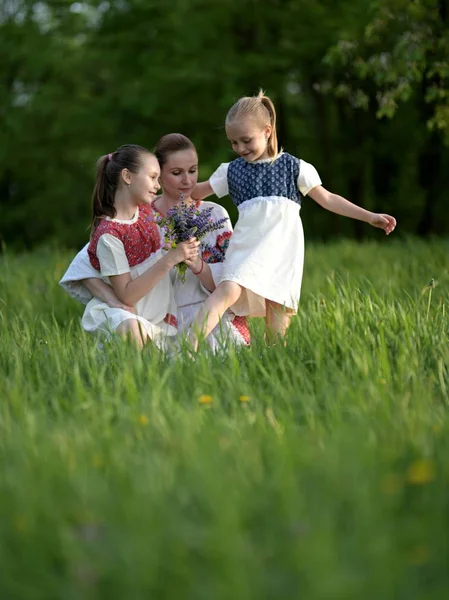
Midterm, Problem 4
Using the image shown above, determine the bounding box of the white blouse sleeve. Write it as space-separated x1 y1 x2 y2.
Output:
209 163 230 198
96 234 130 276
298 159 322 196
59 243 99 305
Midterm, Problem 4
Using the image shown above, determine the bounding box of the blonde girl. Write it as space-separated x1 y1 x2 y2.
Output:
190 90 396 347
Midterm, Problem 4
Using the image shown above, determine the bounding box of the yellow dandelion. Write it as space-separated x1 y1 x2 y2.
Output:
381 473 402 495
406 459 435 485
138 414 149 426
239 395 251 402
408 544 431 566
198 394 213 404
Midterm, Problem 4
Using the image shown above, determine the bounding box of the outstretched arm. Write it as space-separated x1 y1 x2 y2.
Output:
191 181 214 201
308 185 396 235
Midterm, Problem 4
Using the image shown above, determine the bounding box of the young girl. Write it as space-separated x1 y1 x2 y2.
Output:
60 136 250 351
190 90 397 347
82 143 199 349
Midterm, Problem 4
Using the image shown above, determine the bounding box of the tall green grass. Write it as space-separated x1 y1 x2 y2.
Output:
0 238 448 599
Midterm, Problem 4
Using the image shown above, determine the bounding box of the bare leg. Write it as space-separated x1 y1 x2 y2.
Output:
190 281 242 350
116 318 148 350
265 300 295 346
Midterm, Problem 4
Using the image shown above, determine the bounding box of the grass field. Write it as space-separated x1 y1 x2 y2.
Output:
1 237 448 599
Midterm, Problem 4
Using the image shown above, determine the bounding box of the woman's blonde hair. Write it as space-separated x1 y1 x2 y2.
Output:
225 89 279 158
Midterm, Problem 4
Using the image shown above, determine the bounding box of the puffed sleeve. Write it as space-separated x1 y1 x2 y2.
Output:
96 234 130 276
59 243 100 304
298 159 322 196
209 163 230 198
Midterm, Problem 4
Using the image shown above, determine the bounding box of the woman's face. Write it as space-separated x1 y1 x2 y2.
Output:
160 149 198 201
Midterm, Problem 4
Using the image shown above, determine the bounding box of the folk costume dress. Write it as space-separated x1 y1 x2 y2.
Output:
59 201 250 351
71 203 177 347
152 200 250 350
209 152 322 316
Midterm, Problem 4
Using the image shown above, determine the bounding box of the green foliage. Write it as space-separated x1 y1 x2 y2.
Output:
1 240 449 596
323 0 449 133
1 0 448 249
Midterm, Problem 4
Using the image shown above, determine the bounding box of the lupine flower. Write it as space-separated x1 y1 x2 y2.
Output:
156 194 229 282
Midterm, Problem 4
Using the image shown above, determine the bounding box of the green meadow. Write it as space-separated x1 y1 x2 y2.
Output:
1 238 448 599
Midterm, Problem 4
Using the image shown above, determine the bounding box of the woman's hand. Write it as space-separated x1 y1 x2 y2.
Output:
107 299 136 313
168 238 200 266
185 254 203 272
369 213 397 235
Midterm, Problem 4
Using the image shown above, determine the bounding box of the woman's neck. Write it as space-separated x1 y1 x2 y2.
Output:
153 192 195 216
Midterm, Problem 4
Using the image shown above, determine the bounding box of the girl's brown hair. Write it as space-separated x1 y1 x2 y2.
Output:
91 144 152 232
226 89 279 158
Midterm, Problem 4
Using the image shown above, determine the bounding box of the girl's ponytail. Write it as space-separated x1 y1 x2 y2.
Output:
91 154 117 233
257 90 279 158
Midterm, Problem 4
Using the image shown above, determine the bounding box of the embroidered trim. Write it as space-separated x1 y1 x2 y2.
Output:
164 313 178 328
230 316 251 346
105 206 140 224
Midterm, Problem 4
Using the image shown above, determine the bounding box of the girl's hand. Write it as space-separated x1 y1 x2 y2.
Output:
107 299 136 313
369 213 397 235
168 238 200 266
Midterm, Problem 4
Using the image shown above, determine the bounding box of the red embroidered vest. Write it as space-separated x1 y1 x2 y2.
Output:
88 204 161 271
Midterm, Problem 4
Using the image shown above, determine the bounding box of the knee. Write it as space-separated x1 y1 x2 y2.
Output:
219 281 242 304
117 319 147 345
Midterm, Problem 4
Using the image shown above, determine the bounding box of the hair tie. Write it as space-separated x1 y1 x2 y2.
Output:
108 153 113 161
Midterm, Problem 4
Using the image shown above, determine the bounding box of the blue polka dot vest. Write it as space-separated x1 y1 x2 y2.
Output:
227 152 303 208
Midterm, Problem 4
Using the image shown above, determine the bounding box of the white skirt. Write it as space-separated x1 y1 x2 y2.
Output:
81 251 177 349
219 197 304 316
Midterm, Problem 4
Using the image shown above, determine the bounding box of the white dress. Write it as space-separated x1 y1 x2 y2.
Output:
209 153 321 315
59 201 250 352
81 248 177 348
66 207 178 350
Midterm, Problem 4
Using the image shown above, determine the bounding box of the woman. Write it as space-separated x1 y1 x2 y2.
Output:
60 134 250 351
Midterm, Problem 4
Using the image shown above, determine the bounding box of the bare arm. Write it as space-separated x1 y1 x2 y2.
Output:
191 181 214 201
184 256 216 292
308 185 396 235
110 240 200 306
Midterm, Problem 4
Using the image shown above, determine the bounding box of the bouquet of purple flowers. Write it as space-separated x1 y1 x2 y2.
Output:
156 195 229 282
